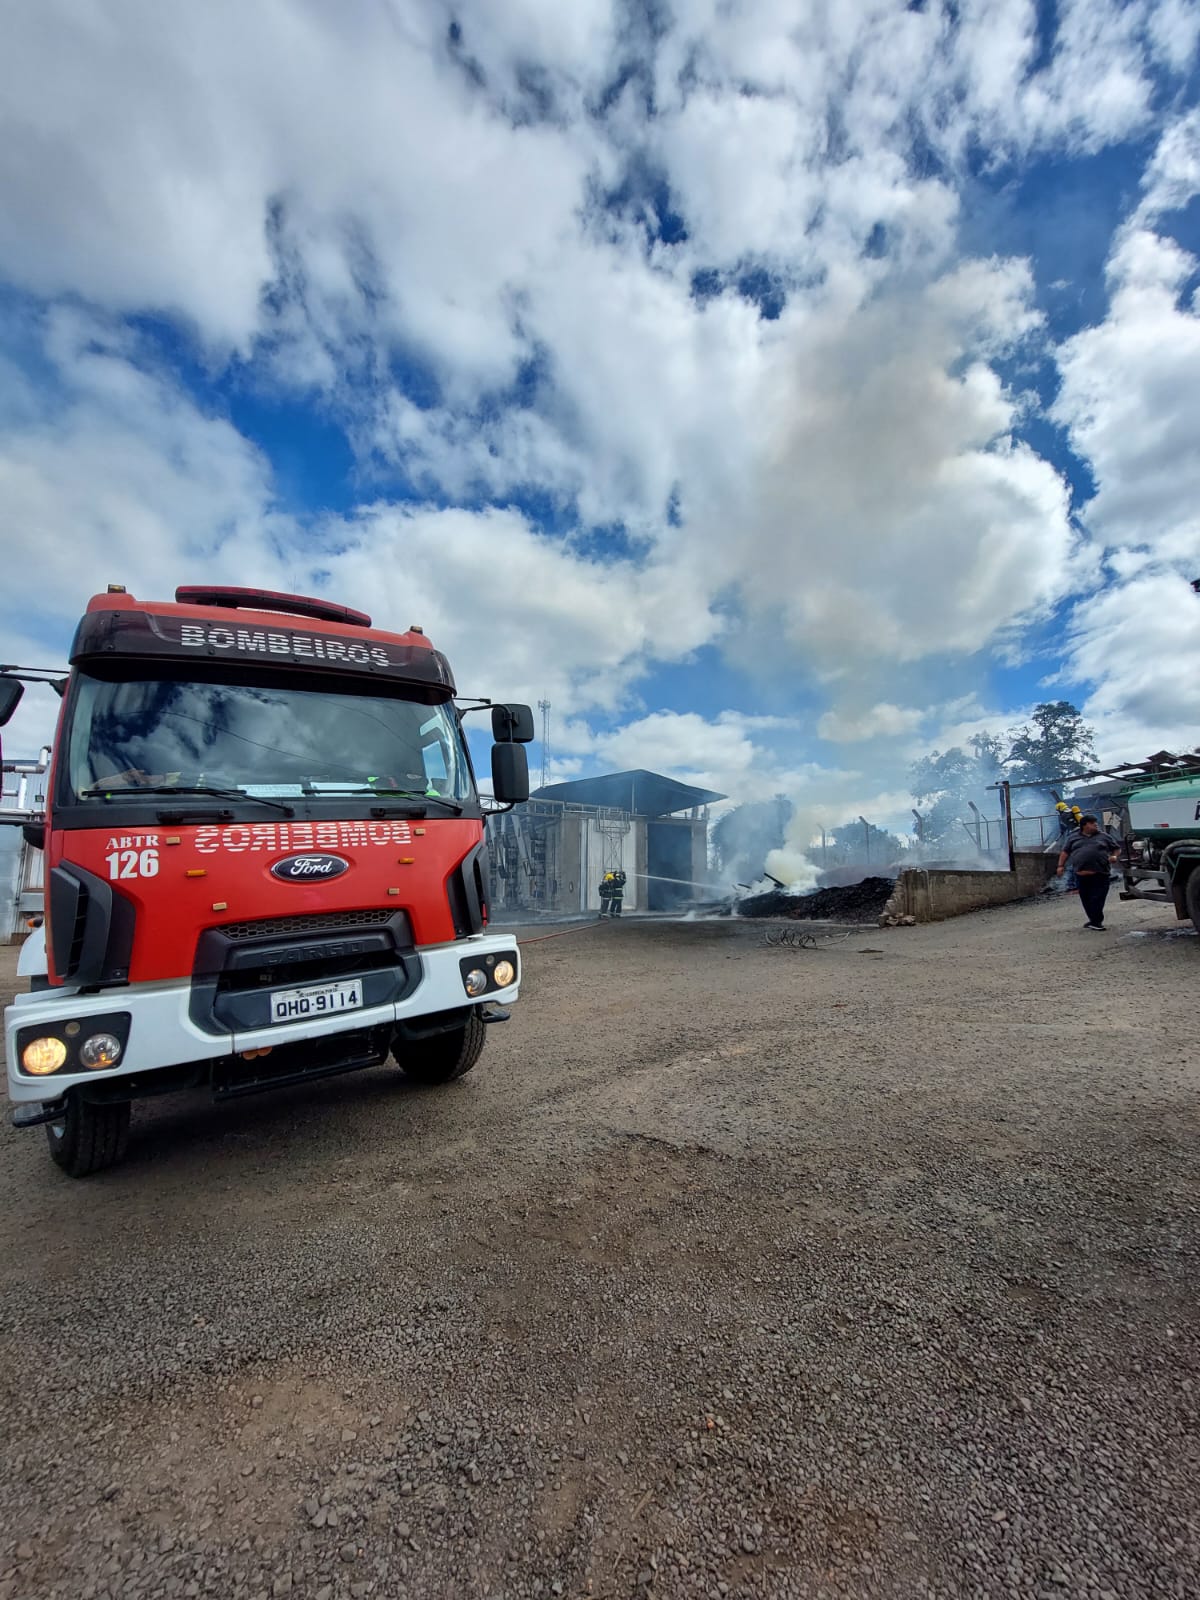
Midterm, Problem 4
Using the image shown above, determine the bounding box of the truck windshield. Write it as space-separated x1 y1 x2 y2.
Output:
65 673 474 805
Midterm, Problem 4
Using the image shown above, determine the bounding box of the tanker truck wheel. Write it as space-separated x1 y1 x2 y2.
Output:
1186 868 1200 936
46 1092 131 1178
394 1010 486 1085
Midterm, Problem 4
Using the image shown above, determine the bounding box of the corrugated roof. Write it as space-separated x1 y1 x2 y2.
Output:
533 768 725 817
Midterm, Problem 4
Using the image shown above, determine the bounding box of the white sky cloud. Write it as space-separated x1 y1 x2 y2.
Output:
818 704 927 743
1136 106 1200 219
311 502 719 715
0 1 1197 830
1052 168 1200 760
1054 228 1200 569
0 308 287 628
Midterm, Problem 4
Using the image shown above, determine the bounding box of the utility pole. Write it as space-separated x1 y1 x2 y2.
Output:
538 699 551 790
1001 780 1016 873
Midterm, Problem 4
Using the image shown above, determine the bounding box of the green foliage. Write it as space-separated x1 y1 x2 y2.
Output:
909 742 1002 805
908 701 1097 845
1005 700 1098 785
826 819 905 864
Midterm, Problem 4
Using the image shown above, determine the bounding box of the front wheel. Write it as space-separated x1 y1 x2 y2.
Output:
394 1011 486 1086
1186 868 1200 936
46 1093 131 1178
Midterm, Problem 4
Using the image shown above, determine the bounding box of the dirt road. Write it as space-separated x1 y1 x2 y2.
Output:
1 896 1198 1600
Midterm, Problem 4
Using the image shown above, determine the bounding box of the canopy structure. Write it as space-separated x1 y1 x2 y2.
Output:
532 768 724 817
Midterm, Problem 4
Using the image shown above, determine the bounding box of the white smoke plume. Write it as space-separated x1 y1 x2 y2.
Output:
762 846 821 893
763 809 832 893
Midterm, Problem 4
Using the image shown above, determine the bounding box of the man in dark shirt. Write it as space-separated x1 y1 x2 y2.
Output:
1057 814 1121 930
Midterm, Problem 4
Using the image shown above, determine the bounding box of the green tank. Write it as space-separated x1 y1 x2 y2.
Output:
1124 776 1200 844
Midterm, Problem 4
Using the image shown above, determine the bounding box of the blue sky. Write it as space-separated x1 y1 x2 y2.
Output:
1 0 1199 838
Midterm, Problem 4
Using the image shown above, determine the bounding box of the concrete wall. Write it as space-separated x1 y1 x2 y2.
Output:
882 851 1056 924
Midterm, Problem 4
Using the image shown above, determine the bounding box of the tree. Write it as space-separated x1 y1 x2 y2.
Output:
909 739 1005 849
969 731 1006 768
1005 701 1097 786
910 744 1001 806
907 702 1099 852
827 819 905 866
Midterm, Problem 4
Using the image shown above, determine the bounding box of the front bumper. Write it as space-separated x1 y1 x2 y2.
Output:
4 935 520 1105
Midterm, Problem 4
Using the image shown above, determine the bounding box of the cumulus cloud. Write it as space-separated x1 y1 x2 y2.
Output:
1050 115 1200 760
817 704 927 743
1 0 1198 830
1136 106 1200 219
715 256 1075 668
1066 571 1200 759
1146 0 1200 71
0 307 287 628
1055 229 1200 569
311 503 719 715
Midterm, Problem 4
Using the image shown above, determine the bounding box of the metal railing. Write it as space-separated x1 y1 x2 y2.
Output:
950 809 1062 856
2 756 49 939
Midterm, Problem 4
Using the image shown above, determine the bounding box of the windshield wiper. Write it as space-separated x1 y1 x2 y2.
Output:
327 786 464 815
81 784 295 817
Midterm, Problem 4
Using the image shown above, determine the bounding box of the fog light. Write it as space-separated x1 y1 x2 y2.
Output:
80 1033 123 1070
463 968 488 997
22 1036 67 1075
492 959 516 988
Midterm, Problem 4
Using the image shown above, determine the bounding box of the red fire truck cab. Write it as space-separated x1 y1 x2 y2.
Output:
0 584 533 1176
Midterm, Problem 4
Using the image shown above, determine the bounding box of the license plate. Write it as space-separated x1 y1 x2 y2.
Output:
269 979 363 1023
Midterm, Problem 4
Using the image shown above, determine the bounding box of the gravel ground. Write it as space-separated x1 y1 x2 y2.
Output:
1 893 1198 1600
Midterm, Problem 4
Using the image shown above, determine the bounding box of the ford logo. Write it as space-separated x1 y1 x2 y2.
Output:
271 853 351 883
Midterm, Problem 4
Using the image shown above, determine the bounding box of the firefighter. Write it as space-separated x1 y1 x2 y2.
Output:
1062 805 1084 892
598 872 615 918
610 869 626 917
1055 801 1074 838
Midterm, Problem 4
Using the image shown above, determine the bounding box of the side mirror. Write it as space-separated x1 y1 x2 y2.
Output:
0 677 24 726
491 743 529 804
491 703 535 744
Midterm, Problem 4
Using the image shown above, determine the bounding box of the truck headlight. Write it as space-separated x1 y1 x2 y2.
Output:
492 960 516 988
22 1037 67 1075
80 1033 123 1069
463 968 488 997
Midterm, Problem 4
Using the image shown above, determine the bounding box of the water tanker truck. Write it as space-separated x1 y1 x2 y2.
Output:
0 584 533 1175
1115 772 1200 932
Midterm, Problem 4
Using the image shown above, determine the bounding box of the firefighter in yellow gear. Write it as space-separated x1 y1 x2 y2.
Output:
598 870 626 918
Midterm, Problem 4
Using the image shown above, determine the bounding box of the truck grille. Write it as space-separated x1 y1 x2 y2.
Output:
215 909 396 942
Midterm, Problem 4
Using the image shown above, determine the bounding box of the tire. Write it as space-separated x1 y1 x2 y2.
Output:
45 1092 131 1178
395 1010 486 1086
1186 868 1200 936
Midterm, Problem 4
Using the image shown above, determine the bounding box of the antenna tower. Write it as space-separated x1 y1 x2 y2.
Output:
538 699 551 790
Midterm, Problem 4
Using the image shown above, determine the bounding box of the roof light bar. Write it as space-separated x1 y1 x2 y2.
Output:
174 586 372 628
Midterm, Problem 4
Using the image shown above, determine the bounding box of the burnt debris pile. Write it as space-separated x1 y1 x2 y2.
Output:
737 876 896 923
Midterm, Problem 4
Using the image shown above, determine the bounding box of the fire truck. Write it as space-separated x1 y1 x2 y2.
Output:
0 584 533 1176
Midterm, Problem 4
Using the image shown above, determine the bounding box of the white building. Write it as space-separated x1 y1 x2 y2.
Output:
487 769 722 917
